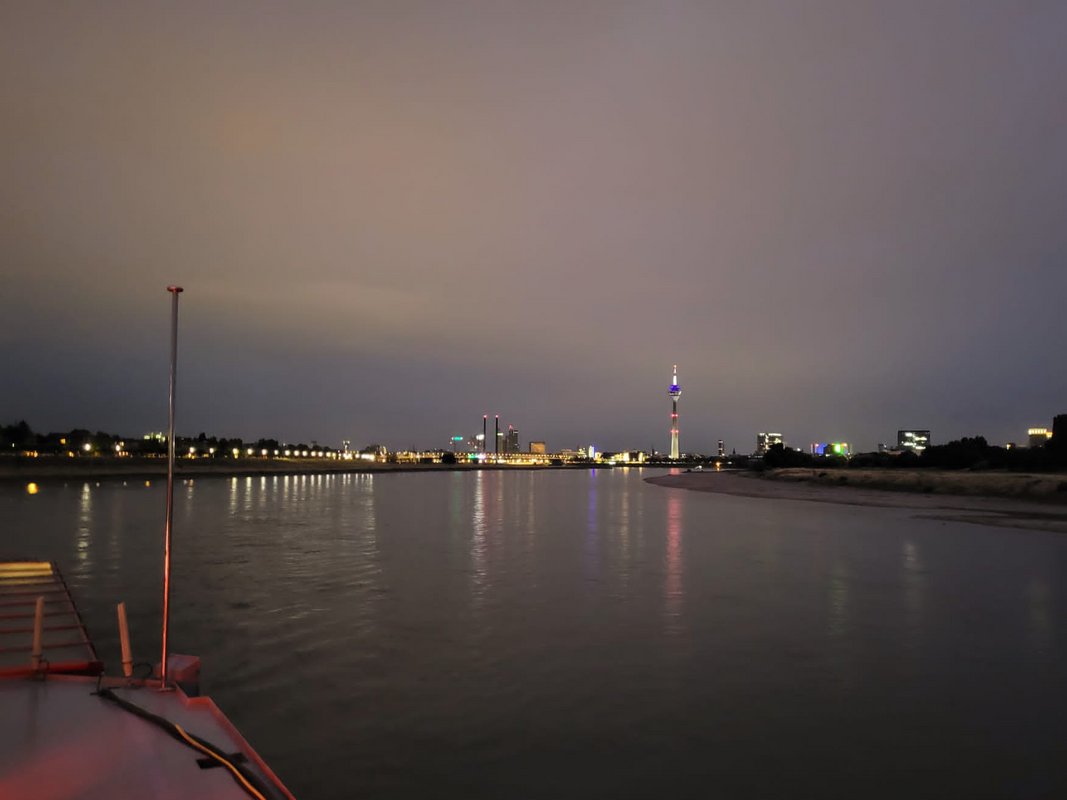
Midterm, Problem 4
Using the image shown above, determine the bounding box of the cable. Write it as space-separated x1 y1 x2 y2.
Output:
173 723 267 800
95 687 272 800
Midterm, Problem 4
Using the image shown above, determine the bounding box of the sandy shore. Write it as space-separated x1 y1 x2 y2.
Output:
646 470 1067 533
766 467 1067 500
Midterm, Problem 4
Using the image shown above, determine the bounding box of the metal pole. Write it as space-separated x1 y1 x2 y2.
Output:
161 285 183 687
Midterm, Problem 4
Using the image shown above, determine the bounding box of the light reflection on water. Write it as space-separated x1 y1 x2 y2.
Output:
4 469 1067 799
76 482 92 564
663 490 683 633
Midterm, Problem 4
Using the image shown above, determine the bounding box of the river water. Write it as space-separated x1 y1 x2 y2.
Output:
3 468 1067 798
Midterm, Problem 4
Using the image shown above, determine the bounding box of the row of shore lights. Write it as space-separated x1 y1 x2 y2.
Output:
75 441 334 459
189 447 336 459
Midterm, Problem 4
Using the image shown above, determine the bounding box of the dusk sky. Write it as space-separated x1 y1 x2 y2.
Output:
3 2 1065 453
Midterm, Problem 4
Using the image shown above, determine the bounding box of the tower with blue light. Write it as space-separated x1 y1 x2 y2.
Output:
668 364 681 459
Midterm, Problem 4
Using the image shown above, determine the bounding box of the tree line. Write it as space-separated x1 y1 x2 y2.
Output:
762 414 1067 471
1 421 329 458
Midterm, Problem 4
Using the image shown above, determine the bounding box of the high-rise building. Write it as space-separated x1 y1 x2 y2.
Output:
504 426 519 454
717 439 725 457
756 432 783 454
897 430 930 454
668 365 681 459
1028 427 1052 448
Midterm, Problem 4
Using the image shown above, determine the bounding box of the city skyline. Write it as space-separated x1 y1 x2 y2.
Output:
3 407 1060 460
3 3 1065 452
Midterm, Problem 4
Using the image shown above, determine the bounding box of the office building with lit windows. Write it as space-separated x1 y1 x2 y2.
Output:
897 430 930 454
756 432 783 454
1028 427 1052 448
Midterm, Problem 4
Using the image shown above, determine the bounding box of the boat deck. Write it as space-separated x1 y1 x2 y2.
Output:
0 561 100 677
0 561 293 799
0 676 292 799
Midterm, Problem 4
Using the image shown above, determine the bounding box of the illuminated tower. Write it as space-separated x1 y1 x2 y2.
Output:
668 364 681 459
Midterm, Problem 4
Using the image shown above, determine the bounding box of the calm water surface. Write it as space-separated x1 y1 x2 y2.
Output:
3 468 1067 798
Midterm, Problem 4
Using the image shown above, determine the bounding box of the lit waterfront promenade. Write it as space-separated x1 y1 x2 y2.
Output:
0 454 618 483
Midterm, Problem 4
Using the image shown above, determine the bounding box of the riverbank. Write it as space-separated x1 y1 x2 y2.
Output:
765 467 1067 500
0 457 605 483
646 470 1067 533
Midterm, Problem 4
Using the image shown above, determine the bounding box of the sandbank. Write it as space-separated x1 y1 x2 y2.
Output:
646 470 1067 534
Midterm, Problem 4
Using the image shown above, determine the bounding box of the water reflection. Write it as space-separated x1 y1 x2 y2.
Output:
229 477 239 515
1027 575 1052 655
584 470 600 581
470 471 488 604
357 474 376 533
75 483 92 565
617 488 631 590
900 539 925 655
663 490 683 633
449 472 464 538
826 560 849 639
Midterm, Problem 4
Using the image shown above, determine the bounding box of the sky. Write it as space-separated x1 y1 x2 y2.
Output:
2 1 1065 454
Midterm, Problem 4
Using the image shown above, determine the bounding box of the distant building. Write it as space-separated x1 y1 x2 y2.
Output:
897 430 930 454
717 439 725 457
503 426 520 454
756 432 783 455
361 444 387 459
529 441 546 455
1029 427 1052 448
812 442 851 457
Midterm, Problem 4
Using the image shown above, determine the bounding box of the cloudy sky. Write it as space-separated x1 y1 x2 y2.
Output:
2 1 1065 453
